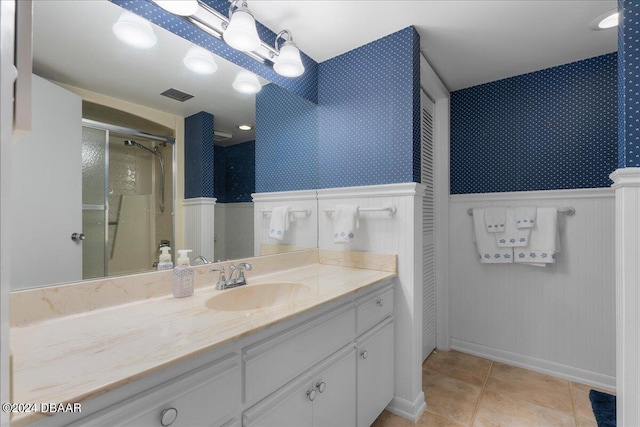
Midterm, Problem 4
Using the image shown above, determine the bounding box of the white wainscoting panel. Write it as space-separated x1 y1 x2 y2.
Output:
611 168 640 425
252 190 317 256
183 198 216 263
449 189 615 389
215 203 254 261
318 183 427 421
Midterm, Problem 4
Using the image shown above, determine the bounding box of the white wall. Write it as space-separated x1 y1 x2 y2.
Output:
449 188 615 389
318 183 426 421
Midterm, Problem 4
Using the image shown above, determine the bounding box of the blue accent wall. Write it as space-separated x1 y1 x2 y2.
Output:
255 84 318 192
618 0 640 168
214 141 255 203
184 112 215 198
318 27 421 189
110 0 318 103
451 53 618 194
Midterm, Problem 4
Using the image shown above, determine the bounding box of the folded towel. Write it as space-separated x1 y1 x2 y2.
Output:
496 208 531 247
514 206 536 229
333 204 359 243
514 207 560 266
269 206 290 241
473 208 513 263
484 207 506 233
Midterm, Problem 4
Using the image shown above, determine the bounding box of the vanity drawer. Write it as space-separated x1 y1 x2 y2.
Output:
356 285 393 336
74 353 241 427
243 303 355 405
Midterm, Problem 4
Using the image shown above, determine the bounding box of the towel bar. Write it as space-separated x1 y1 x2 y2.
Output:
260 208 311 217
324 205 397 216
466 207 576 216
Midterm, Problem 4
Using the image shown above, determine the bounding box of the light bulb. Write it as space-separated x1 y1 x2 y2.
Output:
598 11 619 29
183 45 218 75
223 8 261 52
112 11 157 49
274 41 304 77
232 71 262 94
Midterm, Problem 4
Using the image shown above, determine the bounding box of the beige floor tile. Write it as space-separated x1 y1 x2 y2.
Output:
423 369 482 425
485 362 573 414
371 410 415 427
418 411 467 426
570 382 614 423
473 389 576 427
423 350 492 387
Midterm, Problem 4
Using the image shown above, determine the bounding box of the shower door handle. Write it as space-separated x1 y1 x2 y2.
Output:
71 233 85 242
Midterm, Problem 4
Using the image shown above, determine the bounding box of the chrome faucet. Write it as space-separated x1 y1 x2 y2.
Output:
194 255 211 265
210 263 252 290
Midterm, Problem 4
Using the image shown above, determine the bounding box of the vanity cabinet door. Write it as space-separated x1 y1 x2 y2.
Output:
312 347 356 427
243 374 313 427
356 318 395 427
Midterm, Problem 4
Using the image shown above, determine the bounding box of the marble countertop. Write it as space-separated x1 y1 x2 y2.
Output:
10 263 395 425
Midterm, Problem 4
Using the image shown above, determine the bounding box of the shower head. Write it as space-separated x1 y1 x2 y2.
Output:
124 140 135 146
123 139 166 213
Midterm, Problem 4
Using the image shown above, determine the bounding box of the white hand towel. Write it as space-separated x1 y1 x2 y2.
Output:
484 207 506 233
269 206 290 241
473 208 513 263
514 207 559 265
514 206 536 229
496 208 531 247
333 204 359 243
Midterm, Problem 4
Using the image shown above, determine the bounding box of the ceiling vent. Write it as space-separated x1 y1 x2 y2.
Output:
214 130 233 142
160 88 194 102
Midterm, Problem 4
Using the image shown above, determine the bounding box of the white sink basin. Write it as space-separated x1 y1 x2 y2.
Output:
205 282 313 311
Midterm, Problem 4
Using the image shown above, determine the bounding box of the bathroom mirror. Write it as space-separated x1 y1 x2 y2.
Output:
11 0 318 290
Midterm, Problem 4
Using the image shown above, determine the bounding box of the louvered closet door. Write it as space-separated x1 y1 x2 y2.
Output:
421 90 436 361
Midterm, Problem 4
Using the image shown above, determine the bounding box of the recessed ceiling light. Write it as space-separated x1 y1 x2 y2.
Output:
591 9 619 30
238 124 252 131
113 11 157 49
152 0 199 16
183 45 218 75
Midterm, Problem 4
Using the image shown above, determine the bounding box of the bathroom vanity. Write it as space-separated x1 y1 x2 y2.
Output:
10 250 396 427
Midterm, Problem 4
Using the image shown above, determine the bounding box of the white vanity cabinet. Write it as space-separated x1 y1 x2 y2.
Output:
243 346 356 427
70 354 241 427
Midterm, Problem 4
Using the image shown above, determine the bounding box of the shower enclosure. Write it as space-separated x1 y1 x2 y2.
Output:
81 119 174 280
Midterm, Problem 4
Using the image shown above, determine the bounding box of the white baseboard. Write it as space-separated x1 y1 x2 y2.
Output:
450 338 616 391
386 391 426 422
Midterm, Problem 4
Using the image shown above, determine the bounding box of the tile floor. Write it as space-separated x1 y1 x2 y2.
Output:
372 350 615 427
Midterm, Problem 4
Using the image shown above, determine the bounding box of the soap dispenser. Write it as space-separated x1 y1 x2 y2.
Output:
157 246 173 271
173 249 194 298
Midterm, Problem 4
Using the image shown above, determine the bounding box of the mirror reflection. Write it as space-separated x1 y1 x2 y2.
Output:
12 0 318 290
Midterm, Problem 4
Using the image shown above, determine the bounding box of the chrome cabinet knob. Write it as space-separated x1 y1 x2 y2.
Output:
316 381 326 393
307 389 316 401
376 298 384 307
361 350 368 359
71 233 85 242
160 407 178 426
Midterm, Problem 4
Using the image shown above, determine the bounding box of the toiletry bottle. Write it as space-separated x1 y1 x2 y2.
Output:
157 246 173 271
173 250 194 298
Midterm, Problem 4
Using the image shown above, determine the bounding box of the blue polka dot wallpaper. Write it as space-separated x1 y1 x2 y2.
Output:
318 27 420 189
618 0 640 168
215 141 255 203
451 53 617 194
184 111 215 198
255 84 318 193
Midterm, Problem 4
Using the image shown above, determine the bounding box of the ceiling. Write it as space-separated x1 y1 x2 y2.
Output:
33 0 618 138
248 1 618 91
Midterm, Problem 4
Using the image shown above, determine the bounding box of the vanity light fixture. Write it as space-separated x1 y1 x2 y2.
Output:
112 11 158 49
223 0 261 52
152 0 199 17
272 30 304 78
591 8 619 30
183 45 218 74
232 71 262 94
238 124 252 131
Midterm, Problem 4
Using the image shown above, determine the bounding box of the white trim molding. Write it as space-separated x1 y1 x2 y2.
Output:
251 189 316 203
451 187 614 202
183 197 217 262
610 168 640 425
317 182 424 199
